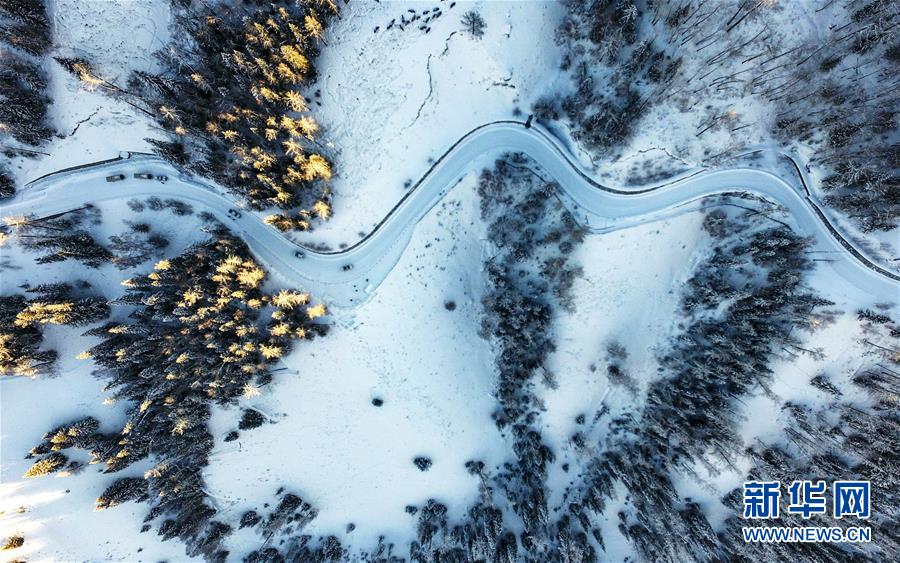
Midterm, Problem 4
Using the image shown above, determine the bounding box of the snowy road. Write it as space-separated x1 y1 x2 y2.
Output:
2 121 897 306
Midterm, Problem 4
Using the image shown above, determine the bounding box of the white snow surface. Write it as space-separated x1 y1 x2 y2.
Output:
4 1 169 186
542 212 707 477
205 174 509 554
2 0 899 561
305 0 566 248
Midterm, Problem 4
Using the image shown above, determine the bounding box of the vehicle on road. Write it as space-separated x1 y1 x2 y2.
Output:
228 208 242 219
341 263 353 271
3 123 897 304
105 174 125 182
156 175 169 182
294 250 306 259
134 173 154 180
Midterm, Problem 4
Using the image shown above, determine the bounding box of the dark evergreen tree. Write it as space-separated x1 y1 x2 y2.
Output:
96 478 149 510
460 10 486 39
0 166 14 199
0 0 51 55
0 51 54 145
126 0 338 228
238 409 266 430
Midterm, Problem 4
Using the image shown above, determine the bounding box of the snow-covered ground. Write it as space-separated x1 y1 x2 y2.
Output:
539 211 708 559
542 212 707 470
52 0 170 84
305 0 566 248
205 174 510 555
4 1 169 186
2 0 898 560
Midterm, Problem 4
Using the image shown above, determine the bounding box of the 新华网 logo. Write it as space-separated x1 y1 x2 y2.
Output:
741 480 871 544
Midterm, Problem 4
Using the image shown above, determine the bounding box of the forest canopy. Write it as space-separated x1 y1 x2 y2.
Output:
129 0 338 229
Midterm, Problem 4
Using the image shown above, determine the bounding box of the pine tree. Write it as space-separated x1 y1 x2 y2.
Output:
1 534 24 551
26 233 327 556
0 0 51 55
0 53 54 145
24 452 67 478
1 283 105 378
95 478 148 510
461 10 486 39
130 1 338 229
0 167 14 199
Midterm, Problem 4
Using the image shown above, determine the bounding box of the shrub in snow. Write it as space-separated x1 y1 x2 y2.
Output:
1 534 24 551
413 456 432 471
239 409 266 430
240 510 261 529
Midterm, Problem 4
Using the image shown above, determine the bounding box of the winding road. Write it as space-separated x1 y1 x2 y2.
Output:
2 120 897 306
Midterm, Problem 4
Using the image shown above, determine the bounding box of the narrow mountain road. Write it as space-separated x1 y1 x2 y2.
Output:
2 121 897 306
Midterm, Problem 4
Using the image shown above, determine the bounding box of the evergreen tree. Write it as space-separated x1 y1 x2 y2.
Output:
460 11 486 39
8 207 114 268
96 478 149 510
1 283 107 377
0 294 57 377
128 0 338 229
0 51 54 145
25 233 326 558
24 452 67 478
0 166 14 199
0 0 51 55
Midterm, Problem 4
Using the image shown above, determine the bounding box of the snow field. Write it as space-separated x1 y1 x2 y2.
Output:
306 0 567 248
205 174 510 555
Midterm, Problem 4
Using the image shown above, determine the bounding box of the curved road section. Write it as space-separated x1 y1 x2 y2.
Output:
2 121 897 306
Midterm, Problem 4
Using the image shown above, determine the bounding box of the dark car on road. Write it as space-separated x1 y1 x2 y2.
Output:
341 263 353 271
294 250 306 259
106 174 125 182
134 173 154 180
228 209 242 219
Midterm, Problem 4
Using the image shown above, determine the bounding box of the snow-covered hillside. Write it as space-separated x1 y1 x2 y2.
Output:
1 0 897 562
